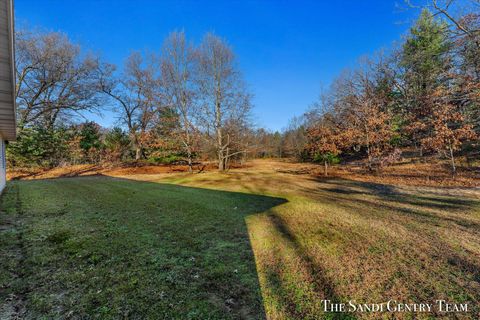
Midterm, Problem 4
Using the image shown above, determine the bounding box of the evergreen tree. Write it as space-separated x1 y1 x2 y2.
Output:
104 127 130 162
400 9 451 95
399 9 452 154
79 122 102 161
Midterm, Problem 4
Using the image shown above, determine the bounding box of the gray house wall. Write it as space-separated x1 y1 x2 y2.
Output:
0 0 16 191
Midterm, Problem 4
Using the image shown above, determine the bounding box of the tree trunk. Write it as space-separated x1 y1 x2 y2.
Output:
365 130 373 171
324 160 328 176
129 128 142 161
218 145 225 171
135 146 142 161
181 103 194 173
215 100 225 171
218 154 225 171
225 147 230 171
448 143 456 177
187 148 193 173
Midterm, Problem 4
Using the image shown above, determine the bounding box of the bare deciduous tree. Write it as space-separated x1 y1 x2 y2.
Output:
197 33 252 171
282 116 307 160
161 31 199 172
15 29 102 130
98 52 160 160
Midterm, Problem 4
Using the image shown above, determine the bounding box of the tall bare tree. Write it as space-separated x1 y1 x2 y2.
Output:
15 29 102 130
282 116 307 159
161 31 199 172
197 33 252 170
98 52 160 160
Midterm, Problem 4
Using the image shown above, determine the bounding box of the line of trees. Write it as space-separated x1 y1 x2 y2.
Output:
291 2 479 175
9 29 257 170
8 1 479 175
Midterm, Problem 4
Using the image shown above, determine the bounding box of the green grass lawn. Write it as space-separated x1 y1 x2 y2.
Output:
1 163 480 319
0 176 285 319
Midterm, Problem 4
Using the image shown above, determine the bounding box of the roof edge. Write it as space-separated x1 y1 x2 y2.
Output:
6 0 16 141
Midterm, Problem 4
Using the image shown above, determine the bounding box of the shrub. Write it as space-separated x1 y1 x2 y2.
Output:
313 152 340 165
148 154 182 165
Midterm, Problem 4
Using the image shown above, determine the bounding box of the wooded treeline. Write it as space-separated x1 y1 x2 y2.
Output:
8 1 480 174
283 2 480 175
10 30 263 170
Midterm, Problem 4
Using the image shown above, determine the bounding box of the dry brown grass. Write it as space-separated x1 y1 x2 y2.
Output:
9 156 479 188
268 158 480 188
323 161 480 188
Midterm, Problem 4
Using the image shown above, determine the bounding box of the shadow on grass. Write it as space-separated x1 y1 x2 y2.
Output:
311 177 480 218
314 177 478 206
264 213 352 319
294 176 480 317
6 175 287 319
317 178 480 235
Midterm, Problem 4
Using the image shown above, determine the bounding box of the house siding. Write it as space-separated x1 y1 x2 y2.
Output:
0 0 16 142
0 138 5 191
0 0 15 192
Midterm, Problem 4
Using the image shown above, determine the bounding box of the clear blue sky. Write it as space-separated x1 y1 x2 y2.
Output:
15 0 420 131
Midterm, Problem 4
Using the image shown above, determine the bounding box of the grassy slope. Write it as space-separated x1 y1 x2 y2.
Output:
1 160 480 319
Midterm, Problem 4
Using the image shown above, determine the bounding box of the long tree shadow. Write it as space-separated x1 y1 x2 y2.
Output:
5 175 287 319
304 178 480 251
314 177 479 207
309 177 480 229
263 212 354 319
299 176 480 317
267 213 338 300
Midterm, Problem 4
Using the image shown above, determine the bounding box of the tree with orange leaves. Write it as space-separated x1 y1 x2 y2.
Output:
307 113 340 176
419 88 477 175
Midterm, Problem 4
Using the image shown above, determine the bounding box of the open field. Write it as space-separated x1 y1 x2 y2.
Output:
1 159 480 319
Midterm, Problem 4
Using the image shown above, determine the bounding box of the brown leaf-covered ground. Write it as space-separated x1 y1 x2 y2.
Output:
8 156 480 188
